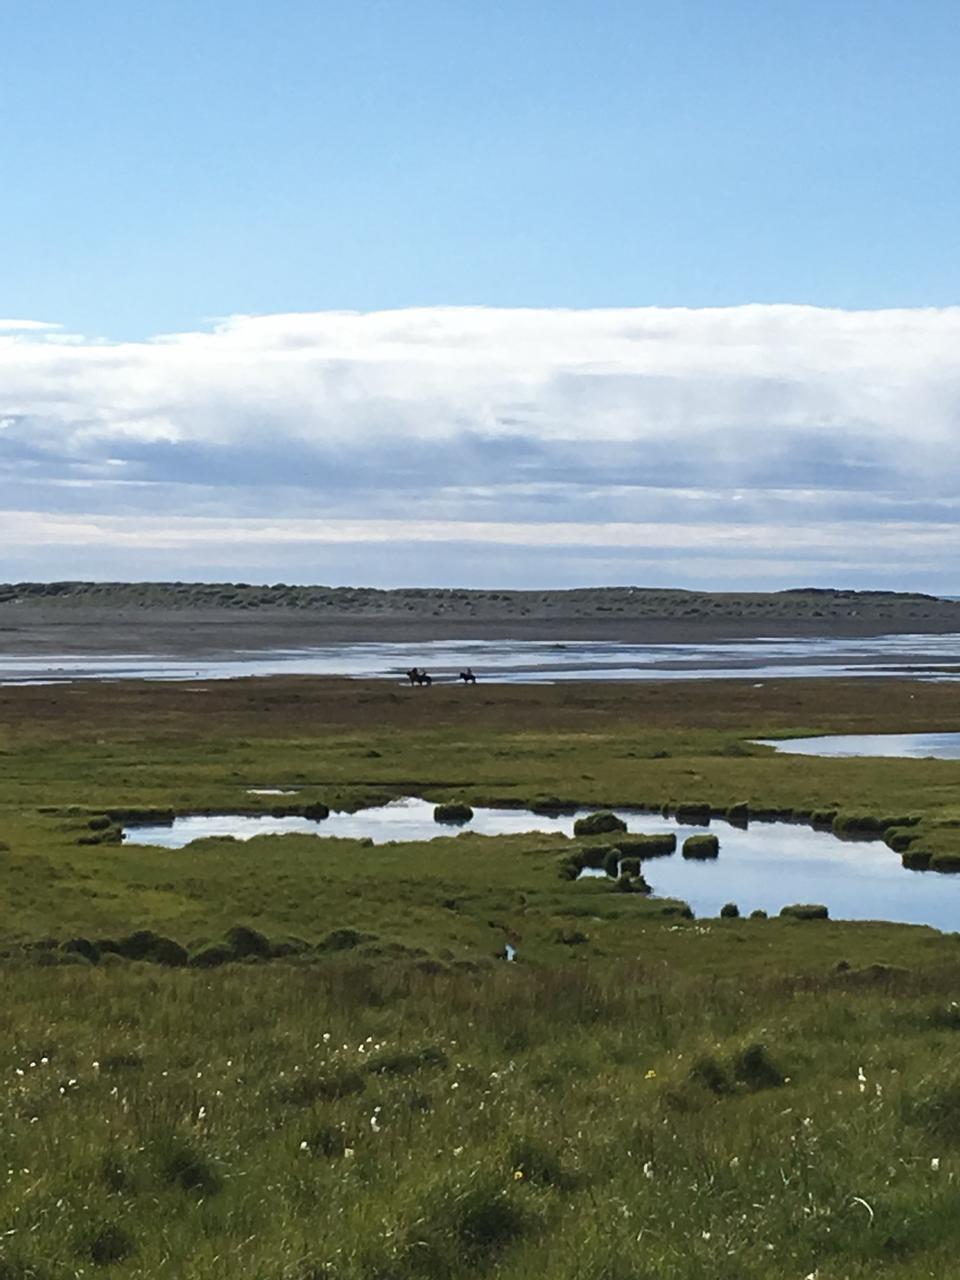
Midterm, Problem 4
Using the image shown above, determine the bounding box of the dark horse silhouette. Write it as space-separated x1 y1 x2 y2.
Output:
407 668 433 686
458 668 477 684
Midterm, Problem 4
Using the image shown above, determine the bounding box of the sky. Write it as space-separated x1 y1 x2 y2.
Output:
2 1 959 590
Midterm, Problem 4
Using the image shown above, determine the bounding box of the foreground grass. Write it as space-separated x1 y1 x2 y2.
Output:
3 676 960 1275
5 957 960 1278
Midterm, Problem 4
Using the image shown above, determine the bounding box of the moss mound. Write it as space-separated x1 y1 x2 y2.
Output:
733 1042 785 1090
301 802 331 821
886 828 918 852
832 813 909 838
572 844 613 870
615 833 676 858
318 927 367 952
61 937 99 963
434 802 474 824
902 849 932 871
365 1045 448 1076
114 931 188 966
675 802 712 824
682 834 719 859
612 872 650 894
529 797 579 815
573 811 626 837
188 942 236 969
224 925 272 959
85 1222 137 1266
780 903 829 920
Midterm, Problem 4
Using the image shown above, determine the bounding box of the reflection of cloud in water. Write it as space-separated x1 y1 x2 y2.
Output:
123 797 960 934
755 732 960 759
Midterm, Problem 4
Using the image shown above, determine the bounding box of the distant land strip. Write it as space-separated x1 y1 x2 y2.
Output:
1 583 960 657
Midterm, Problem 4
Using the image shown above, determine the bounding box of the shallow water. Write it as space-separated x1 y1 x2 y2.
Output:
5 633 960 685
754 732 960 760
122 797 960 932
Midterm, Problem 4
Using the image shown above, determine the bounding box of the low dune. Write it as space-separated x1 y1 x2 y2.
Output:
0 582 958 656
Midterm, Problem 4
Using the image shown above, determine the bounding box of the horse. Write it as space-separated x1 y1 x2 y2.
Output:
407 668 433 686
458 668 477 684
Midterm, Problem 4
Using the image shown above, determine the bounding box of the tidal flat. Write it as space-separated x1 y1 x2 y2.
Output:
4 674 960 1278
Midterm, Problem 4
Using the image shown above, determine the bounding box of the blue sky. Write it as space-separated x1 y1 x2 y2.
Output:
2 2 959 588
5 0 960 335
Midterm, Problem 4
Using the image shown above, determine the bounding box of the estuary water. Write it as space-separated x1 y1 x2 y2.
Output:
123 797 960 932
5 633 960 685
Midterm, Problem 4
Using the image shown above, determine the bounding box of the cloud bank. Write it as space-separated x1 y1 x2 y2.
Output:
1 305 958 588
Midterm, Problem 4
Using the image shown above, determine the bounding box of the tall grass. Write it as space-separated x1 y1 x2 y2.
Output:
2 959 960 1277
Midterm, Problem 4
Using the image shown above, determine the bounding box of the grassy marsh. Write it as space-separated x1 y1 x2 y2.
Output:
3 675 960 1276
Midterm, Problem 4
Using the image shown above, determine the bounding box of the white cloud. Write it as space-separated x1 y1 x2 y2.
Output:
2 510 957 554
1 305 958 585
0 319 61 333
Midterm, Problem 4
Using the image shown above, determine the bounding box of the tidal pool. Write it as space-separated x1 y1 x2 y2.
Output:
754 732 960 759
122 797 960 932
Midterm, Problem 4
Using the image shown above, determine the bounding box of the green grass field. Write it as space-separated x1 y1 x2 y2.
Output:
3 675 960 1278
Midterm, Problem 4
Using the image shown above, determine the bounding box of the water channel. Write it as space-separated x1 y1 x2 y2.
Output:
122 797 960 932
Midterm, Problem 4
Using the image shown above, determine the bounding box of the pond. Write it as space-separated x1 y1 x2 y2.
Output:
122 797 960 932
754 732 960 759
